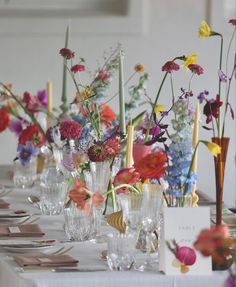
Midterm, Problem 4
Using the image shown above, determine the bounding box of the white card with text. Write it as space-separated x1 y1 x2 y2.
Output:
159 207 212 275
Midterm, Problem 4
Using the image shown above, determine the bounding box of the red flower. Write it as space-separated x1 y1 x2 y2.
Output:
59 48 75 60
229 19 236 26
99 103 116 126
194 225 234 265
71 64 85 74
60 120 82 140
87 143 109 162
162 61 180 73
203 95 223 124
188 64 204 75
0 107 10 132
18 124 46 147
134 151 167 180
113 168 140 194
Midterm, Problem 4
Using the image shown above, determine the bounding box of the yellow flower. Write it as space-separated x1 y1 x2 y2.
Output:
198 20 212 38
134 64 145 73
154 105 165 116
75 86 94 103
202 141 221 157
182 53 197 69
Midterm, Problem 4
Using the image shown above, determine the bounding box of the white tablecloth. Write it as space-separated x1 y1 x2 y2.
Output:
0 165 229 287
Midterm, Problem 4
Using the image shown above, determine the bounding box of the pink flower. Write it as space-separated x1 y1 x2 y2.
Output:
105 136 121 157
162 61 180 73
133 143 152 165
69 180 104 215
229 19 236 26
113 168 140 194
59 48 75 59
71 64 85 74
23 91 38 113
176 246 196 266
92 192 104 207
59 120 82 140
97 69 109 82
188 64 204 75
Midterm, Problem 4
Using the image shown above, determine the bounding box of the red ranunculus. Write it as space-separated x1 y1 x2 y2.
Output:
0 107 10 132
134 151 167 180
18 124 46 147
113 168 140 194
99 103 116 126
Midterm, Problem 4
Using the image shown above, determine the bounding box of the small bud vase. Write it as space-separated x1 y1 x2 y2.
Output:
212 137 230 225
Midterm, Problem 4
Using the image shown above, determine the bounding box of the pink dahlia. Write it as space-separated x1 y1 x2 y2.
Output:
105 136 121 157
59 120 82 140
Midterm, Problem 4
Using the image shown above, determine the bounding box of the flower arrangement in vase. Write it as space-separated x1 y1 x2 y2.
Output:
197 19 236 224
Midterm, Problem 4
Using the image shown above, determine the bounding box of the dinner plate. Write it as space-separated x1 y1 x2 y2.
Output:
1 239 59 254
0 210 30 223
3 245 59 254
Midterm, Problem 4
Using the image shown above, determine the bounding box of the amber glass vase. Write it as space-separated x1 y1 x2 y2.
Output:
212 137 230 225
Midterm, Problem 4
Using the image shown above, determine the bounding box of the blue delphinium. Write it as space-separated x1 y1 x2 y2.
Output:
165 99 197 199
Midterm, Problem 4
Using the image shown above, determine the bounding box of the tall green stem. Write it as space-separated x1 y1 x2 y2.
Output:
144 72 168 143
217 34 223 137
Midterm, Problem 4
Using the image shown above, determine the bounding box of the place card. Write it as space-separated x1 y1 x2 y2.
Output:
8 226 21 233
159 207 212 275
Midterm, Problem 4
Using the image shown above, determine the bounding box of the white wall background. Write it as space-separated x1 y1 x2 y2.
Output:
0 0 235 206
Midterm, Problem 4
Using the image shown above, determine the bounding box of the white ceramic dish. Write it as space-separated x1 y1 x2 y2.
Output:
3 244 60 254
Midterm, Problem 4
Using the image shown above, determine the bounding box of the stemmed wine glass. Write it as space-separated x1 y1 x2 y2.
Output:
137 183 163 271
118 192 143 236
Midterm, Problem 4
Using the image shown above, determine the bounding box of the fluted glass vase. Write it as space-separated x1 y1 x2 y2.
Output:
212 137 230 225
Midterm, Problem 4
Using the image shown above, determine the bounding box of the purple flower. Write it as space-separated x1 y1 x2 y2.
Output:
37 90 47 108
218 70 227 82
8 120 23 136
197 90 209 104
17 141 39 166
225 275 236 287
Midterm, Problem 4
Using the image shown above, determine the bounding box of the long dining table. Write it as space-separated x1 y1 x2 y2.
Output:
0 165 230 287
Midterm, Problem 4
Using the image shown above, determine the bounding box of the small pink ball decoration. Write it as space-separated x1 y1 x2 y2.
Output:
176 246 197 266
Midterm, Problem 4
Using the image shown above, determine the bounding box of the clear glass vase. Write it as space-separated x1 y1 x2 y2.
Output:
64 201 95 242
89 161 111 241
13 157 37 189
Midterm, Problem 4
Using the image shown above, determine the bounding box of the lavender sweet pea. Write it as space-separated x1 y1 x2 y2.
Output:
17 141 39 166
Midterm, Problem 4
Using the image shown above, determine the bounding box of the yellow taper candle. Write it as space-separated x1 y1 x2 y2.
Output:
191 102 199 206
126 125 134 168
46 81 53 127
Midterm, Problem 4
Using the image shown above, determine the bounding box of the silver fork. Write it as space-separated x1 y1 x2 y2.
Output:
50 246 74 256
